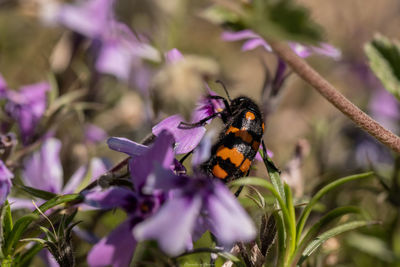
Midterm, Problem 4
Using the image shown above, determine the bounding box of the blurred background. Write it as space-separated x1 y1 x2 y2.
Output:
1 0 400 266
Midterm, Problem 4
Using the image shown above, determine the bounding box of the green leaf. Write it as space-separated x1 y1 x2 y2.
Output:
297 221 378 266
231 177 295 250
297 206 362 254
19 238 47 245
346 233 400 263
15 184 58 200
365 34 400 100
18 243 43 267
262 150 286 205
296 172 373 243
3 194 82 256
272 211 286 267
249 0 323 43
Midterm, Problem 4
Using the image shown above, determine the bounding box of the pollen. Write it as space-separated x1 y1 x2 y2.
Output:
246 111 256 120
212 164 228 179
216 146 244 167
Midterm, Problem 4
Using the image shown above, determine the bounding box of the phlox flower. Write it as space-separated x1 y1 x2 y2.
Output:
0 75 50 145
221 29 341 60
0 160 13 206
9 137 107 210
133 134 256 256
43 0 160 85
85 130 175 267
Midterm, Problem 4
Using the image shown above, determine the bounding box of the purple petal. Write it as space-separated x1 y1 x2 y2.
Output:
242 38 271 52
288 43 312 58
95 36 134 81
56 0 115 38
191 92 225 123
165 48 184 64
0 74 7 98
88 219 136 267
192 130 214 167
221 30 260 42
7 197 38 210
84 187 136 210
206 183 256 246
85 124 107 144
63 158 107 194
107 137 149 156
370 88 400 119
310 43 342 60
133 196 202 256
152 115 206 154
5 82 50 144
0 160 13 205
63 166 86 195
22 138 63 193
143 164 187 194
130 130 175 191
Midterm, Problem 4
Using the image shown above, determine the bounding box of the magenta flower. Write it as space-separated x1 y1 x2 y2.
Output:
0 160 13 206
222 29 341 59
0 77 50 145
85 130 175 267
9 138 107 210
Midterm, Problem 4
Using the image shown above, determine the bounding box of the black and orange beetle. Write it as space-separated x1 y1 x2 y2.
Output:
179 81 265 183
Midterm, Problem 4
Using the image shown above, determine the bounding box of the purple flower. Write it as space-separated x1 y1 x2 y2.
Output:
369 87 400 133
133 137 256 256
222 30 341 60
45 0 160 85
85 131 175 267
9 138 107 210
51 0 115 38
165 48 184 64
0 160 13 206
95 22 160 82
1 79 50 145
84 124 107 144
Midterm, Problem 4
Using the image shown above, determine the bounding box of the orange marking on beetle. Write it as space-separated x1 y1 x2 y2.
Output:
226 126 240 134
262 123 265 132
246 111 256 120
235 130 253 143
252 141 260 151
240 158 252 172
216 146 244 167
212 164 228 179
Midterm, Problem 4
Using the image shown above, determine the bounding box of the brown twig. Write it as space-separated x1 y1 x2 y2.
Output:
267 39 400 154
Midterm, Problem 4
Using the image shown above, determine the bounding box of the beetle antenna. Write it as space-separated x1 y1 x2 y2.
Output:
216 80 232 102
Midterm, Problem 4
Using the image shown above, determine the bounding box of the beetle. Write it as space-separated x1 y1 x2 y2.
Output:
179 81 265 183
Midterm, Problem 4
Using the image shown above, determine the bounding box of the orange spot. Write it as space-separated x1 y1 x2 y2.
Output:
236 130 253 143
212 164 228 179
246 111 255 120
240 159 252 173
216 108 224 112
252 141 260 151
262 123 265 132
216 146 244 167
226 126 239 134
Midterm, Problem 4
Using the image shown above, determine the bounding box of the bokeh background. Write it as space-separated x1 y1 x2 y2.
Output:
1 0 400 266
